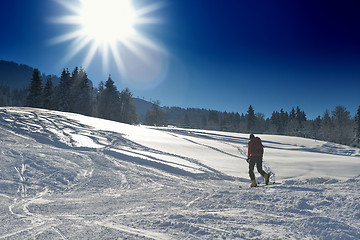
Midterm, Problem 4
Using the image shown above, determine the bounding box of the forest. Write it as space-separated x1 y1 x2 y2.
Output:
1 67 359 148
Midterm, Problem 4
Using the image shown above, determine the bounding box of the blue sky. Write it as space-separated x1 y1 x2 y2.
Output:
1 0 359 119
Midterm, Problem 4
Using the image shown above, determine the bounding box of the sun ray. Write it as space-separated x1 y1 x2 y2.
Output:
121 40 151 64
109 42 126 78
135 2 165 18
51 0 167 87
135 17 163 25
83 42 99 69
61 36 92 64
50 16 81 25
53 0 81 14
101 44 110 74
130 32 164 53
48 30 83 45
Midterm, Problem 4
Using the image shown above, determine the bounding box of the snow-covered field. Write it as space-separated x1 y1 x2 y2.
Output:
1 107 360 239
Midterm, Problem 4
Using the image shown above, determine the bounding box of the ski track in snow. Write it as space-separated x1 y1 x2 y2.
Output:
0 107 360 239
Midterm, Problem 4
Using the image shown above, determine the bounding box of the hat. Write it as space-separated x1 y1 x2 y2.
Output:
249 134 255 139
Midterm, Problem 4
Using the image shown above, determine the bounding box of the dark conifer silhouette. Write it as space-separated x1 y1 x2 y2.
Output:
354 106 360 147
26 68 43 108
246 105 255 132
57 68 72 112
119 88 137 124
73 68 93 116
43 76 55 110
145 101 165 126
97 75 121 121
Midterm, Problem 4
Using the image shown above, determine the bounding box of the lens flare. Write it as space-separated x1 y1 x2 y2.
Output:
50 0 167 89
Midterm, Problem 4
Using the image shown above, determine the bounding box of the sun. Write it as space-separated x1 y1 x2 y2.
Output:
50 0 166 83
79 0 136 44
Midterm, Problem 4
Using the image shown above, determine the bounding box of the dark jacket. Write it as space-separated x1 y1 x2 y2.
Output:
248 137 264 159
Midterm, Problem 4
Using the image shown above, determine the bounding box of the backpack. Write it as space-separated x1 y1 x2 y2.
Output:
252 137 264 154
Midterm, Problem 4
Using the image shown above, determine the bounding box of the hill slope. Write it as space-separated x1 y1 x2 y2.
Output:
0 107 359 239
0 61 34 88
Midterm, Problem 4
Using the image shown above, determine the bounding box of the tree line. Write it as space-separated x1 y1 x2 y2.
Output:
1 67 359 147
0 84 27 106
163 105 360 147
25 67 137 124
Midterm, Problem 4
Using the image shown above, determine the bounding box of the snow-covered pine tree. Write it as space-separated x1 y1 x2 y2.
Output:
26 68 43 108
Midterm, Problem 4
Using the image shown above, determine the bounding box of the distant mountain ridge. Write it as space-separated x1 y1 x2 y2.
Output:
0 60 34 88
0 60 60 88
133 98 153 118
0 60 152 117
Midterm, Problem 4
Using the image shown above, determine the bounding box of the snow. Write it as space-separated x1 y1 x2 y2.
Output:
0 107 360 239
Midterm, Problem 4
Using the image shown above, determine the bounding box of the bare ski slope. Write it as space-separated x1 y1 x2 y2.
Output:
0 107 360 239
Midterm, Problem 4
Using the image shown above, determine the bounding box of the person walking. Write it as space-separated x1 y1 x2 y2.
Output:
247 134 270 187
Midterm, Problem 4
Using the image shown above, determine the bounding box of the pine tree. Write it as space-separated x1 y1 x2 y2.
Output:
0 86 27 107
255 112 266 133
201 114 207 128
43 76 55 109
278 108 288 133
208 110 219 124
246 105 255 132
285 107 298 135
354 106 360 147
320 109 332 141
220 112 228 130
0 85 9 106
332 106 352 145
293 106 307 136
270 111 280 134
312 116 322 139
69 66 80 111
26 68 43 108
296 106 306 124
289 107 296 120
95 81 105 117
72 66 79 84
233 112 241 130
144 101 165 126
185 113 191 127
73 68 93 116
119 88 137 124
56 68 72 112
208 110 220 129
98 75 121 121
